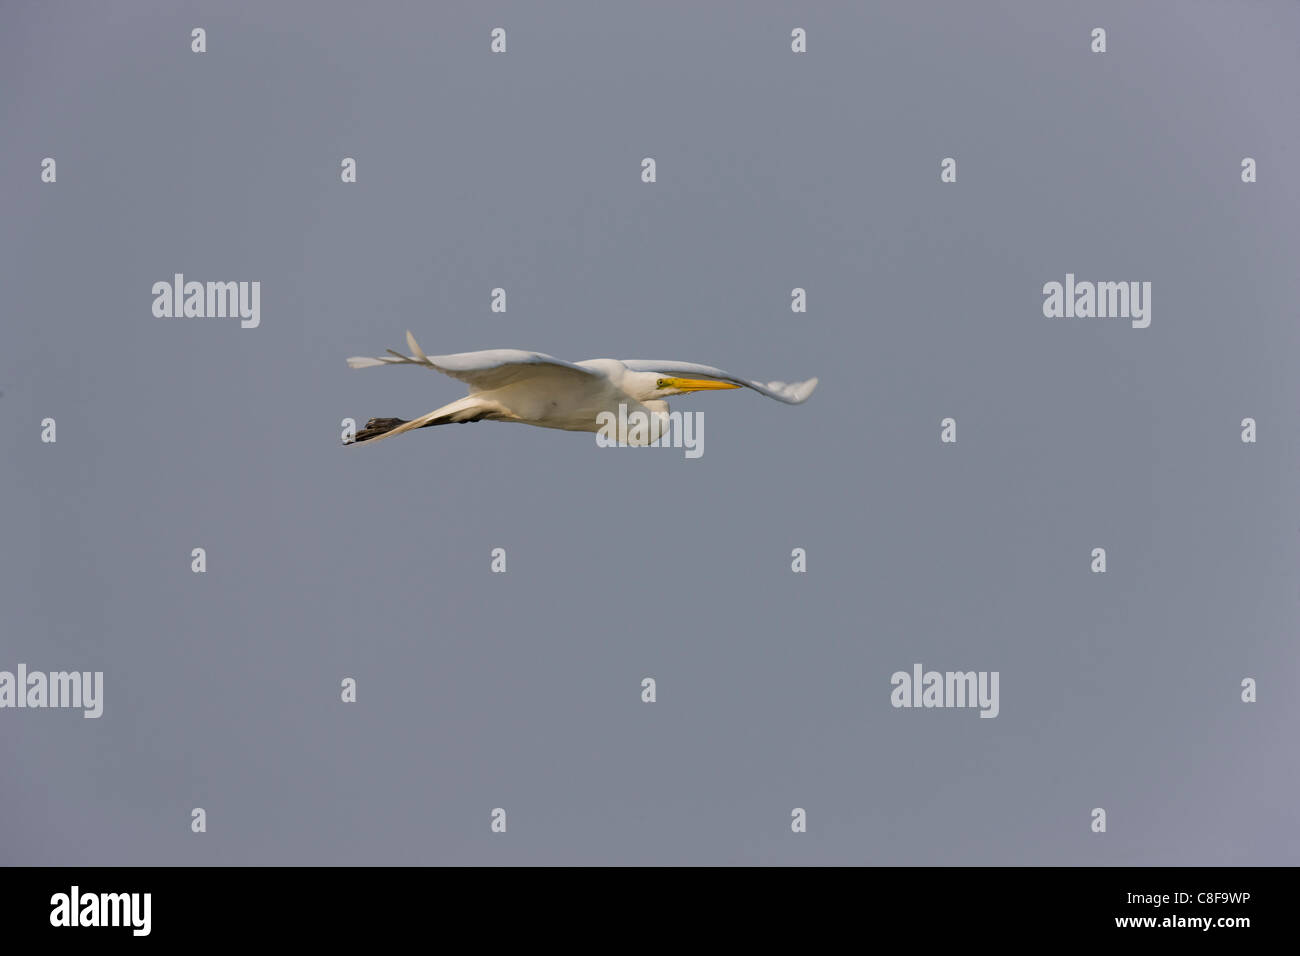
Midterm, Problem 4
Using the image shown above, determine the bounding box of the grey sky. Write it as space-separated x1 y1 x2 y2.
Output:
1 1 1297 865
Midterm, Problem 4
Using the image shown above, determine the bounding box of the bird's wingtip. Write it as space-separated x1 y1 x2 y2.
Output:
790 377 818 403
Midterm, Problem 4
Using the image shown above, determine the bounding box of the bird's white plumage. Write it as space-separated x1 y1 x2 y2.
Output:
345 331 817 446
617 359 817 405
347 333 601 392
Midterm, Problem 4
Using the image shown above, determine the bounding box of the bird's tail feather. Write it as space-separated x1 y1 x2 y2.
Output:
346 332 434 371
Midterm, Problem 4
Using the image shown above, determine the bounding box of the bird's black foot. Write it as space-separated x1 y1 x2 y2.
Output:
349 417 409 444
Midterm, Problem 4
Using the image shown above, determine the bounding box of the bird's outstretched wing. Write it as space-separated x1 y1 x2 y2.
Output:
619 360 818 404
348 331 600 392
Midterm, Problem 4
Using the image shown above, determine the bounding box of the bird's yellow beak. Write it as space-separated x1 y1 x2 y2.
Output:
662 377 741 393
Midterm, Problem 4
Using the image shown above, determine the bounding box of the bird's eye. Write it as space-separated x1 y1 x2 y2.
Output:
656 378 667 389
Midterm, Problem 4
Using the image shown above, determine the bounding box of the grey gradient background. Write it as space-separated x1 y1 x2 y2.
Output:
2 1 1298 865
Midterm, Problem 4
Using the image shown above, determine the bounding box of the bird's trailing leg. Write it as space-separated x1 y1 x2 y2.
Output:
348 415 466 444
350 417 410 443
345 396 500 445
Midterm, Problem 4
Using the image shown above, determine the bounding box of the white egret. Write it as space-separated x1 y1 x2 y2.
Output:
345 331 818 445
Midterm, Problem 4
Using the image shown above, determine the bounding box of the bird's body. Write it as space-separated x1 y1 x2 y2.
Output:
345 332 817 446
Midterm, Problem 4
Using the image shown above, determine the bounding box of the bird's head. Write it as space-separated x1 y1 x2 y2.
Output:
641 374 742 400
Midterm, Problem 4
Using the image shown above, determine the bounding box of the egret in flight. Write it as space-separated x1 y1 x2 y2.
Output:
345 331 818 445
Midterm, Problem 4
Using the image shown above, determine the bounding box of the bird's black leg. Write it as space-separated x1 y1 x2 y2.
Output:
350 417 409 443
